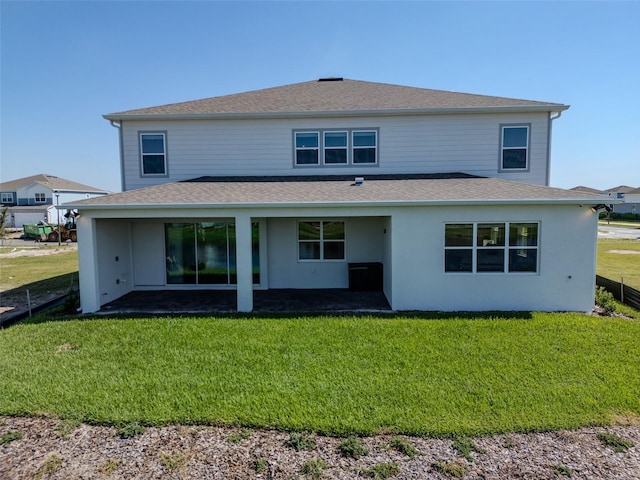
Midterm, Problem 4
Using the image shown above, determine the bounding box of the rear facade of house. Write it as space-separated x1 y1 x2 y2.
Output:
70 79 607 313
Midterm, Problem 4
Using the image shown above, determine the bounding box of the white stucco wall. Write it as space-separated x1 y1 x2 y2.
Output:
388 204 597 312
95 219 133 306
266 217 385 289
77 202 598 313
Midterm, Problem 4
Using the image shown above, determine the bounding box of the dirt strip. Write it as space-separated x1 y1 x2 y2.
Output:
1 417 638 479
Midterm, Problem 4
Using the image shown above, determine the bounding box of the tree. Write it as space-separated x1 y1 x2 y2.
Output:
0 206 8 245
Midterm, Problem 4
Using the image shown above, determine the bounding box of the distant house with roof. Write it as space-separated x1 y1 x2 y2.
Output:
571 185 639 215
67 78 611 313
0 174 109 227
604 185 639 214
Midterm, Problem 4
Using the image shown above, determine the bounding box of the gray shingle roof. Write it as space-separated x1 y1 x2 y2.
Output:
569 186 605 194
105 79 568 119
0 174 110 194
67 174 608 210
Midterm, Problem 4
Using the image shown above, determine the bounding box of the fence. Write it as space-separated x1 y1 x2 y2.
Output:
596 275 640 311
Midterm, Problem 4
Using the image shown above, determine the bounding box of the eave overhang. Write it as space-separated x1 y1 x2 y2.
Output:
63 196 616 212
103 104 570 122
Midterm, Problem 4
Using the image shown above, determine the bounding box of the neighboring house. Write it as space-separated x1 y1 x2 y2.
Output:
67 78 612 313
622 188 640 215
0 174 110 227
571 185 639 215
605 185 639 215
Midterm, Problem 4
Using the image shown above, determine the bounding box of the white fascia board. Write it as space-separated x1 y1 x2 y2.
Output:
63 196 615 212
102 104 570 122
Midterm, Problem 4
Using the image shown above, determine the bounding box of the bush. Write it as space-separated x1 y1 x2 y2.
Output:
288 431 316 451
388 437 420 459
0 431 23 445
300 459 327 479
63 287 80 314
116 422 146 439
364 462 400 479
596 432 634 452
339 435 368 459
595 287 617 313
452 437 486 462
599 212 640 221
433 461 466 478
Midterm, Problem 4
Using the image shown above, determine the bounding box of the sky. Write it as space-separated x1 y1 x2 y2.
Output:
1 0 639 193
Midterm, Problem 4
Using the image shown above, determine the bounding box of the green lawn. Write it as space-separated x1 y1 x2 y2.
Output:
0 249 78 317
597 238 640 290
1 313 638 437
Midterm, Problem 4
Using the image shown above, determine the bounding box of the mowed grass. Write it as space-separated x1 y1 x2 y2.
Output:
0 248 78 291
1 313 638 436
597 238 640 289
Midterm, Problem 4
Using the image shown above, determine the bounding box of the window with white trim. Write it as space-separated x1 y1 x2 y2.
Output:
353 130 377 164
324 131 348 164
298 220 345 261
295 132 319 165
294 129 378 167
140 132 167 175
35 193 46 203
444 222 539 273
501 125 529 170
1 193 14 203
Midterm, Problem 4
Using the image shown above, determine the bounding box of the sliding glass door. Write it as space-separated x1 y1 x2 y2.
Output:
165 221 259 285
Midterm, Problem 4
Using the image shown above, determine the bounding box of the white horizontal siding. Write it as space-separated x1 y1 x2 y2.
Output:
120 113 551 191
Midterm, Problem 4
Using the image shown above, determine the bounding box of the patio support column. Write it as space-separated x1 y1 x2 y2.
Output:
235 213 253 312
77 215 100 313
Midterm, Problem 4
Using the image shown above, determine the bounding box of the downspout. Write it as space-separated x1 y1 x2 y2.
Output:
109 120 125 192
546 111 563 186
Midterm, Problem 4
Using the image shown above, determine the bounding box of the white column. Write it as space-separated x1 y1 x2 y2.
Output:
235 213 253 312
77 215 101 313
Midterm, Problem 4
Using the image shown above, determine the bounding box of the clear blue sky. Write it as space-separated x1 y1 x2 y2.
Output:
1 1 638 193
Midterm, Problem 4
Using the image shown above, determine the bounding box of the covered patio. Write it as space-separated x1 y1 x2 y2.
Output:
98 289 391 315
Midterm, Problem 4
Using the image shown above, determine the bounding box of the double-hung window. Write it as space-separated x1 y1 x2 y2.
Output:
294 129 378 167
35 193 46 203
324 131 348 164
298 220 345 261
140 132 167 175
1 193 13 204
295 132 320 165
444 222 539 273
501 125 529 170
353 130 377 164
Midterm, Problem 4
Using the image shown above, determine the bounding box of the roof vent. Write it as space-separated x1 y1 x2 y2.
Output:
353 177 364 186
318 77 344 82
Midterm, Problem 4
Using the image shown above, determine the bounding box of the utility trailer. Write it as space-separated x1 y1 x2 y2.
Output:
23 223 54 242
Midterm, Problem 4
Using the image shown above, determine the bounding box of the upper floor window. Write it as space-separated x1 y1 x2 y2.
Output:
35 193 46 203
294 129 378 167
353 131 377 164
295 132 319 165
298 220 345 261
1 193 14 204
501 125 529 170
324 131 348 164
444 222 539 273
140 132 167 176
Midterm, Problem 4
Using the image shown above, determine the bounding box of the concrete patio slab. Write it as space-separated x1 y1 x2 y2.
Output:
98 289 391 315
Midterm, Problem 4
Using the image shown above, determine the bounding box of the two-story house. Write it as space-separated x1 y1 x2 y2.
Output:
0 174 109 227
67 78 610 313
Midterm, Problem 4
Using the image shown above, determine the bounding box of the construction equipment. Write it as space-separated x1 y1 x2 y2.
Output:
47 211 78 242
